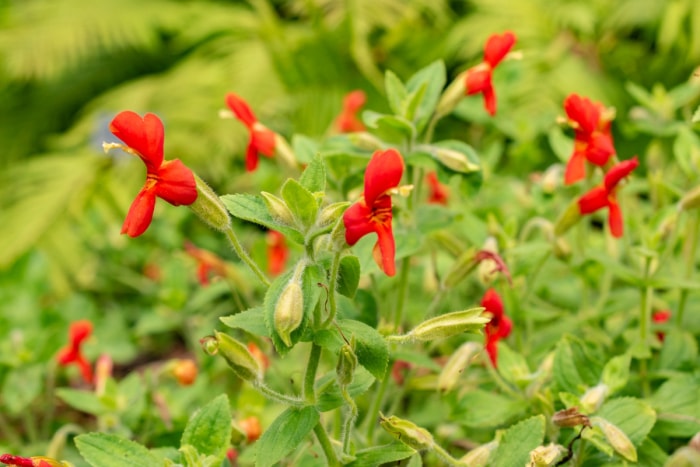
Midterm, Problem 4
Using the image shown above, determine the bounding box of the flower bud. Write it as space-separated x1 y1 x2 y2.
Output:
330 217 348 251
261 192 295 226
336 342 358 387
401 307 489 342
552 407 591 429
540 164 563 195
529 443 565 467
553 200 582 237
437 342 481 393
477 237 500 286
379 414 434 451
591 417 637 462
212 331 262 383
318 202 350 228
679 185 700 211
434 147 480 173
172 358 198 386
580 383 608 413
459 441 498 466
443 249 478 288
552 236 571 261
189 174 231 231
435 71 468 118
348 132 385 151
274 280 304 347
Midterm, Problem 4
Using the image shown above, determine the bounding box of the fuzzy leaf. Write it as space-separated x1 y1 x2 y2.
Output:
346 443 416 467
337 255 361 298
220 307 270 337
299 154 326 193
405 60 446 133
339 319 389 380
490 415 546 467
385 70 408 116
552 334 605 394
454 390 528 428
255 406 320 467
596 397 656 445
281 179 318 231
181 394 232 459
221 193 304 244
75 433 162 467
650 375 700 437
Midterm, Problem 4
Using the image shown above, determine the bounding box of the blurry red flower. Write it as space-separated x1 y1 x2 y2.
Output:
577 157 639 238
239 416 262 443
0 454 61 467
481 289 512 367
563 94 616 184
391 360 412 386
335 90 366 133
173 359 198 386
652 310 671 342
226 448 238 466
464 31 516 116
247 342 270 372
225 93 276 172
57 320 94 384
343 149 404 276
184 241 228 286
426 172 449 205
267 231 289 276
107 111 197 237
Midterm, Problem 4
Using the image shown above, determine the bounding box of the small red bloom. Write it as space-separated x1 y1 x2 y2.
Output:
267 230 289 276
464 31 516 116
391 360 412 386
343 149 404 276
652 310 672 342
108 111 197 237
247 342 270 372
238 416 262 443
57 320 94 384
0 455 58 467
225 93 276 172
426 172 449 205
577 157 639 238
481 289 512 367
563 94 616 185
184 241 228 286
335 90 366 133
172 359 198 386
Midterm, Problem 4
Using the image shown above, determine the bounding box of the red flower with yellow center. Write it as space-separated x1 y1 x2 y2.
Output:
335 90 367 133
107 111 197 238
577 157 639 238
481 288 512 367
343 149 404 276
465 31 516 116
57 320 94 384
225 93 276 172
563 94 616 185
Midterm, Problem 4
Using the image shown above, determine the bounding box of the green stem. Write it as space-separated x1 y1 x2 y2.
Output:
223 224 270 286
322 253 342 328
314 422 340 467
432 443 467 467
393 257 411 331
254 381 304 407
639 257 653 396
46 423 84 459
677 211 700 325
365 371 390 442
303 343 323 404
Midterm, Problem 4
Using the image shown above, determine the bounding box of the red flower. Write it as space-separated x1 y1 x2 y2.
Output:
0 455 58 467
108 111 197 237
57 320 94 384
577 157 639 238
481 289 512 367
267 231 289 276
225 93 276 172
238 416 262 443
391 360 412 386
247 342 270 372
652 310 671 342
184 241 228 286
343 149 404 276
335 90 366 133
563 94 616 184
426 172 449 205
464 31 516 116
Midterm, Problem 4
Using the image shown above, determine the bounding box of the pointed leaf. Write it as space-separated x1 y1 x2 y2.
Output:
490 415 546 467
220 307 270 337
255 406 320 467
299 154 326 193
337 255 360 298
405 60 446 133
75 433 162 467
346 443 416 467
181 394 232 459
281 178 318 231
221 194 304 244
385 70 408 116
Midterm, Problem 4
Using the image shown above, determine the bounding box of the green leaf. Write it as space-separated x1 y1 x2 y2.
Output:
658 329 698 370
292 134 319 165
220 307 270 337
75 433 162 467
490 415 546 467
255 406 320 467
2 364 43 415
364 111 416 143
650 375 700 437
281 179 319 231
601 353 631 394
432 140 481 174
693 105 700 123
548 126 574 163
496 343 532 388
221 194 304 244
552 334 605 394
346 443 416 467
181 394 232 459
385 70 408 116
316 366 375 412
454 390 528 428
299 154 326 193
339 319 389 380
405 60 446 133
56 388 107 416
337 255 361 298
596 397 656 445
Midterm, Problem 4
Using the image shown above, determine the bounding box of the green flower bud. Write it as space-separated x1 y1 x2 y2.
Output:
398 307 488 342
459 440 498 466
274 280 304 347
318 201 350 228
552 236 571 261
261 192 295 226
679 185 700 211
330 217 348 252
553 200 582 237
529 443 566 467
591 417 637 462
580 383 608 413
347 132 385 151
434 147 480 173
552 407 591 429
336 341 358 387
189 174 231 231
437 342 481 393
379 414 434 451
213 331 262 383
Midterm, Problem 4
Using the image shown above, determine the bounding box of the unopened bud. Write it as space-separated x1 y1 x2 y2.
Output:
552 236 571 261
435 147 480 173
172 359 198 386
330 218 348 251
318 202 350 228
591 417 637 462
435 71 468 118
437 342 480 392
212 331 262 383
552 407 591 429
459 440 498 466
379 414 434 451
274 280 304 347
477 237 499 286
679 185 700 211
261 192 295 226
553 200 582 236
189 174 231 231
443 249 477 288
336 342 358 387
580 383 608 413
541 164 563 195
396 307 488 342
529 443 565 467
348 132 385 151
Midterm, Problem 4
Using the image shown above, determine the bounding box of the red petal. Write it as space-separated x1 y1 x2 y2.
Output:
498 315 513 339
604 156 639 191
76 355 94 384
480 288 504 319
585 131 615 166
482 84 497 116
154 159 197 206
57 347 77 365
485 338 499 367
121 187 157 237
343 201 375 245
252 126 276 157
653 310 671 323
69 320 93 345
465 68 492 95
109 111 164 170
607 199 624 237
483 31 516 67
577 186 608 214
245 142 259 172
343 90 366 112
364 149 404 205
564 150 586 185
374 222 396 277
564 94 600 134
225 93 257 127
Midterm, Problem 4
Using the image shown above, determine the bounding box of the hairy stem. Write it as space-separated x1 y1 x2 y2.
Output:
223 224 270 286
303 343 323 404
314 422 340 467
